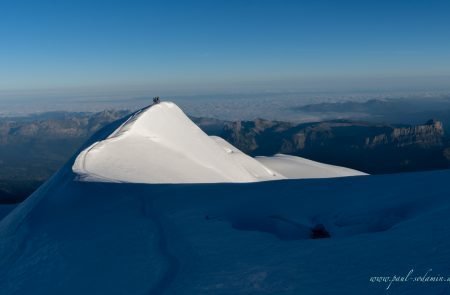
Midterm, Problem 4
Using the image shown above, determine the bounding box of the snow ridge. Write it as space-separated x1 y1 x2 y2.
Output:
72 102 285 183
72 102 365 184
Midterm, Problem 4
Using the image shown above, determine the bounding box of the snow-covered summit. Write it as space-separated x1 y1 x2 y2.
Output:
72 102 284 183
72 101 365 183
2 102 449 295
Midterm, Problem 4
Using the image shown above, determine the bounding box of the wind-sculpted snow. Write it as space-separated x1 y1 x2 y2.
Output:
72 102 365 183
1 103 445 294
256 154 368 178
0 162 450 294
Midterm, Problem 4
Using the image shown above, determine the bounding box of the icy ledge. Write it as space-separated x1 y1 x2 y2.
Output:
72 102 366 183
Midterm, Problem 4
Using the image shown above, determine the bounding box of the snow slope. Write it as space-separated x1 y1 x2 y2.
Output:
257 154 367 178
72 102 285 183
0 204 15 220
7 103 448 295
72 102 364 183
0 162 449 294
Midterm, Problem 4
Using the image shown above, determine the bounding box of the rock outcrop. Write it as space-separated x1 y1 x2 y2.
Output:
215 119 447 174
365 119 444 148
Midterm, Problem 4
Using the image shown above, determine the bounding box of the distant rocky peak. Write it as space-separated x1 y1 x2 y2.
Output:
425 119 444 131
366 120 444 148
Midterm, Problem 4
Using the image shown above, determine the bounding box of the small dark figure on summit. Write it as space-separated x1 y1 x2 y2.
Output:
152 96 161 104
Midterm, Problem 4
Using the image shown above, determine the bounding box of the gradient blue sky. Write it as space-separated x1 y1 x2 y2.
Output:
1 0 450 95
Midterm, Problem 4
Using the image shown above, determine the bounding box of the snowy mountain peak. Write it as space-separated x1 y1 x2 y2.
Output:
72 102 286 183
72 101 365 184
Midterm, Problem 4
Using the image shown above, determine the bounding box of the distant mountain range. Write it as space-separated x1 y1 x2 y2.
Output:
201 118 448 174
1 109 450 202
0 110 129 202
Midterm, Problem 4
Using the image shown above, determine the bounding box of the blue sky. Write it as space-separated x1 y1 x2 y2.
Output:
1 0 450 96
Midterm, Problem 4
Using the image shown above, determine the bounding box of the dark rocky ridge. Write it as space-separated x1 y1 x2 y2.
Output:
0 110 129 202
0 110 128 142
0 110 449 203
365 119 444 148
209 118 448 174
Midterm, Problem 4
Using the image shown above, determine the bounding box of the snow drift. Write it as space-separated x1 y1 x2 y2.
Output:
256 154 367 178
72 102 365 183
1 165 449 294
3 102 446 295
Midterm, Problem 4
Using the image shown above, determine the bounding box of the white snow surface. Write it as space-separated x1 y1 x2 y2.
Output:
1 164 450 295
72 102 365 183
257 154 367 178
0 103 448 295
